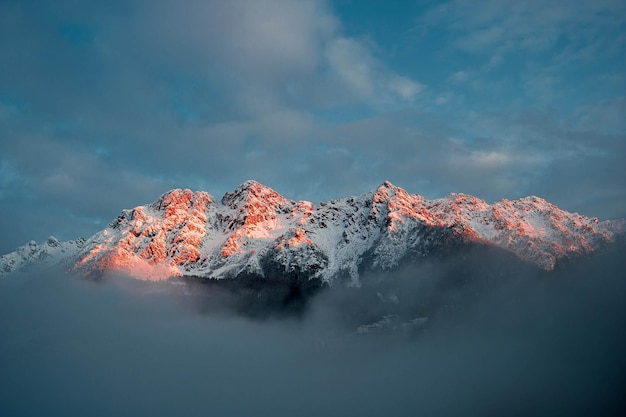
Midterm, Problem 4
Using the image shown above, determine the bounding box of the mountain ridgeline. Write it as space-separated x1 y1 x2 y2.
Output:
1 180 624 286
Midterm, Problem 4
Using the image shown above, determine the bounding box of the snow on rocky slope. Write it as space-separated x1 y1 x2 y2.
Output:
0 237 85 276
1 181 623 283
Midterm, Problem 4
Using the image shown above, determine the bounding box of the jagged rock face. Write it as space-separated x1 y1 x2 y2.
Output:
76 189 214 280
2 180 624 283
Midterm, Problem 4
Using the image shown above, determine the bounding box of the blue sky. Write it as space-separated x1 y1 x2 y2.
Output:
1 0 625 253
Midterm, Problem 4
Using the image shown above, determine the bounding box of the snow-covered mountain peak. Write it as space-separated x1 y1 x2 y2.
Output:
2 181 624 282
219 180 298 231
377 180 397 190
372 180 415 201
1 237 85 276
152 188 213 210
445 192 489 206
221 180 290 208
370 182 439 227
73 188 217 280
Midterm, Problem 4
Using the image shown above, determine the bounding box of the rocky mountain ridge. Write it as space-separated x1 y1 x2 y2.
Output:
1 180 623 284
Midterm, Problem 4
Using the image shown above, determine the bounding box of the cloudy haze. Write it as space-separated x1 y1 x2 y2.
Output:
1 240 624 416
1 0 625 253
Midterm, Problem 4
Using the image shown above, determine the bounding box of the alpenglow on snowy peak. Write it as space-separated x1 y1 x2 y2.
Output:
1 180 624 283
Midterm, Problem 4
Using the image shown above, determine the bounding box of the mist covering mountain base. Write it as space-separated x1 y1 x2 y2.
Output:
1 241 624 417
161 240 535 322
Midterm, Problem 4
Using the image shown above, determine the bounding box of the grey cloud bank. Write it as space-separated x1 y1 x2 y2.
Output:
0 241 624 416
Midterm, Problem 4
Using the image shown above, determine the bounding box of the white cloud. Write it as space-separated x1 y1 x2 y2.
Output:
325 38 377 99
449 71 470 84
325 37 423 106
388 75 423 100
450 150 510 170
128 0 423 116
435 93 454 106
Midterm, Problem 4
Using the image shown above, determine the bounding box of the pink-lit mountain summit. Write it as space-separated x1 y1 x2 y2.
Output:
2 181 624 283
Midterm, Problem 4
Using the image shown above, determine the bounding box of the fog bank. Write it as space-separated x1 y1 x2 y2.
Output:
1 246 624 416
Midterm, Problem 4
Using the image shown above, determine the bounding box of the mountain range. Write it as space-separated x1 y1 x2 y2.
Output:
1 180 624 284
